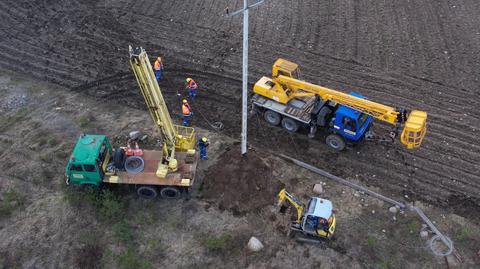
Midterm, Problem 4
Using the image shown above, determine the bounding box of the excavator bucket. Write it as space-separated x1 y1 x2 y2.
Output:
400 110 427 149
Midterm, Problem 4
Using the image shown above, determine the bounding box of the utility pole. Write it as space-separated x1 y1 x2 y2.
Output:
227 0 264 156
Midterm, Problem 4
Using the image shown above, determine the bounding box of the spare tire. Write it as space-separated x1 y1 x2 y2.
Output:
113 148 125 170
124 156 144 174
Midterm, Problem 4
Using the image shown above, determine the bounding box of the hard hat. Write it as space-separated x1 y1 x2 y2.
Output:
201 137 208 142
182 99 188 103
186 78 192 83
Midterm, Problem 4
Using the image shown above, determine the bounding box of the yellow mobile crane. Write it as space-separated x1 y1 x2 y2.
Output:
252 59 427 150
65 46 198 199
277 188 336 241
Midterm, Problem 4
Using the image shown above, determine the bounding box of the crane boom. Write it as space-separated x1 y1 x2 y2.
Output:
275 75 399 124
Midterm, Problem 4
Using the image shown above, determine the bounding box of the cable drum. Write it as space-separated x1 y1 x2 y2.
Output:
124 156 145 174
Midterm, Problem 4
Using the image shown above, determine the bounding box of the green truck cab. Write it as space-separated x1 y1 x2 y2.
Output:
66 134 112 186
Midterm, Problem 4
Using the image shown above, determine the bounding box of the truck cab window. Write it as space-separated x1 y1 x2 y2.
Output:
357 113 369 128
84 164 96 172
70 164 83 171
98 143 107 163
343 117 356 131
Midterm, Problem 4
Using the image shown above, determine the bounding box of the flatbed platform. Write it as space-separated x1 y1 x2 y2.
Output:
103 150 198 187
252 94 316 123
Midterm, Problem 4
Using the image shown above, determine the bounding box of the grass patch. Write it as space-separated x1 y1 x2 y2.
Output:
63 185 96 207
406 219 421 233
97 189 124 222
63 187 125 222
79 230 100 245
366 235 378 248
377 258 395 269
112 221 134 244
205 234 232 252
78 114 94 128
39 153 51 163
117 248 152 269
0 190 25 218
145 239 165 256
455 226 472 241
54 146 70 159
47 135 59 146
0 107 28 132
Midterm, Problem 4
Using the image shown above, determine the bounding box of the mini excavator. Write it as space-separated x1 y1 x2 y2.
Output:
277 188 336 242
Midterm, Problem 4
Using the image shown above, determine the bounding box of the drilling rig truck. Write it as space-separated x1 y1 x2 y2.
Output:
65 46 198 199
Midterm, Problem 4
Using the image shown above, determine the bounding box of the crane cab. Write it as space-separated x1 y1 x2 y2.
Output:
330 92 373 144
301 197 336 239
66 134 113 186
272 58 300 79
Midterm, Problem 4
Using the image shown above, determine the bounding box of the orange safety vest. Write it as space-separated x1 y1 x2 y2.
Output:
187 80 198 90
154 60 162 71
182 104 191 115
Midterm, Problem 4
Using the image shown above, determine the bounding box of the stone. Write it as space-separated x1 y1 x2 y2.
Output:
313 184 323 194
420 231 429 239
247 237 264 252
389 206 398 214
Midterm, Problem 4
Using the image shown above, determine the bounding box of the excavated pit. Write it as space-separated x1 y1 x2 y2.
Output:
202 149 283 215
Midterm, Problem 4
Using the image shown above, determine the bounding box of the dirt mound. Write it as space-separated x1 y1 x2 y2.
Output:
202 149 283 215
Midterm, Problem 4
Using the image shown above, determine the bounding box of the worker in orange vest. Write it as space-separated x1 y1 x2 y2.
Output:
185 78 198 100
182 99 192 126
154 57 164 82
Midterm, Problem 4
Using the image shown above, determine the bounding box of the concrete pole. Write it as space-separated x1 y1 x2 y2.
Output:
241 0 248 155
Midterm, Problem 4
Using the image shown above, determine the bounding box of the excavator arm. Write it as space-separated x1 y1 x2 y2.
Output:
277 188 304 224
254 58 427 149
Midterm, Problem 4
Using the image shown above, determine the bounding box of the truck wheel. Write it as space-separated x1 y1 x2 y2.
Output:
281 117 299 132
125 156 144 174
326 134 345 151
160 187 181 199
264 110 281 126
137 186 158 199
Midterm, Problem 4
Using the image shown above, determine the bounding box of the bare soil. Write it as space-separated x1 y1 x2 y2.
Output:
202 148 283 215
0 0 478 220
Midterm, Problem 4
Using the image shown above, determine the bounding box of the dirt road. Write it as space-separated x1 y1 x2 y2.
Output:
1 0 479 219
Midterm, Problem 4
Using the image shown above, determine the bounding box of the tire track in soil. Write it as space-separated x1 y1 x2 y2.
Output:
1 0 479 220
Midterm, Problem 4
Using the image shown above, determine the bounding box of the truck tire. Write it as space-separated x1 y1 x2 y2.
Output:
264 110 281 126
326 134 346 151
281 117 299 132
124 156 144 174
113 148 125 170
137 186 158 199
160 186 181 199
